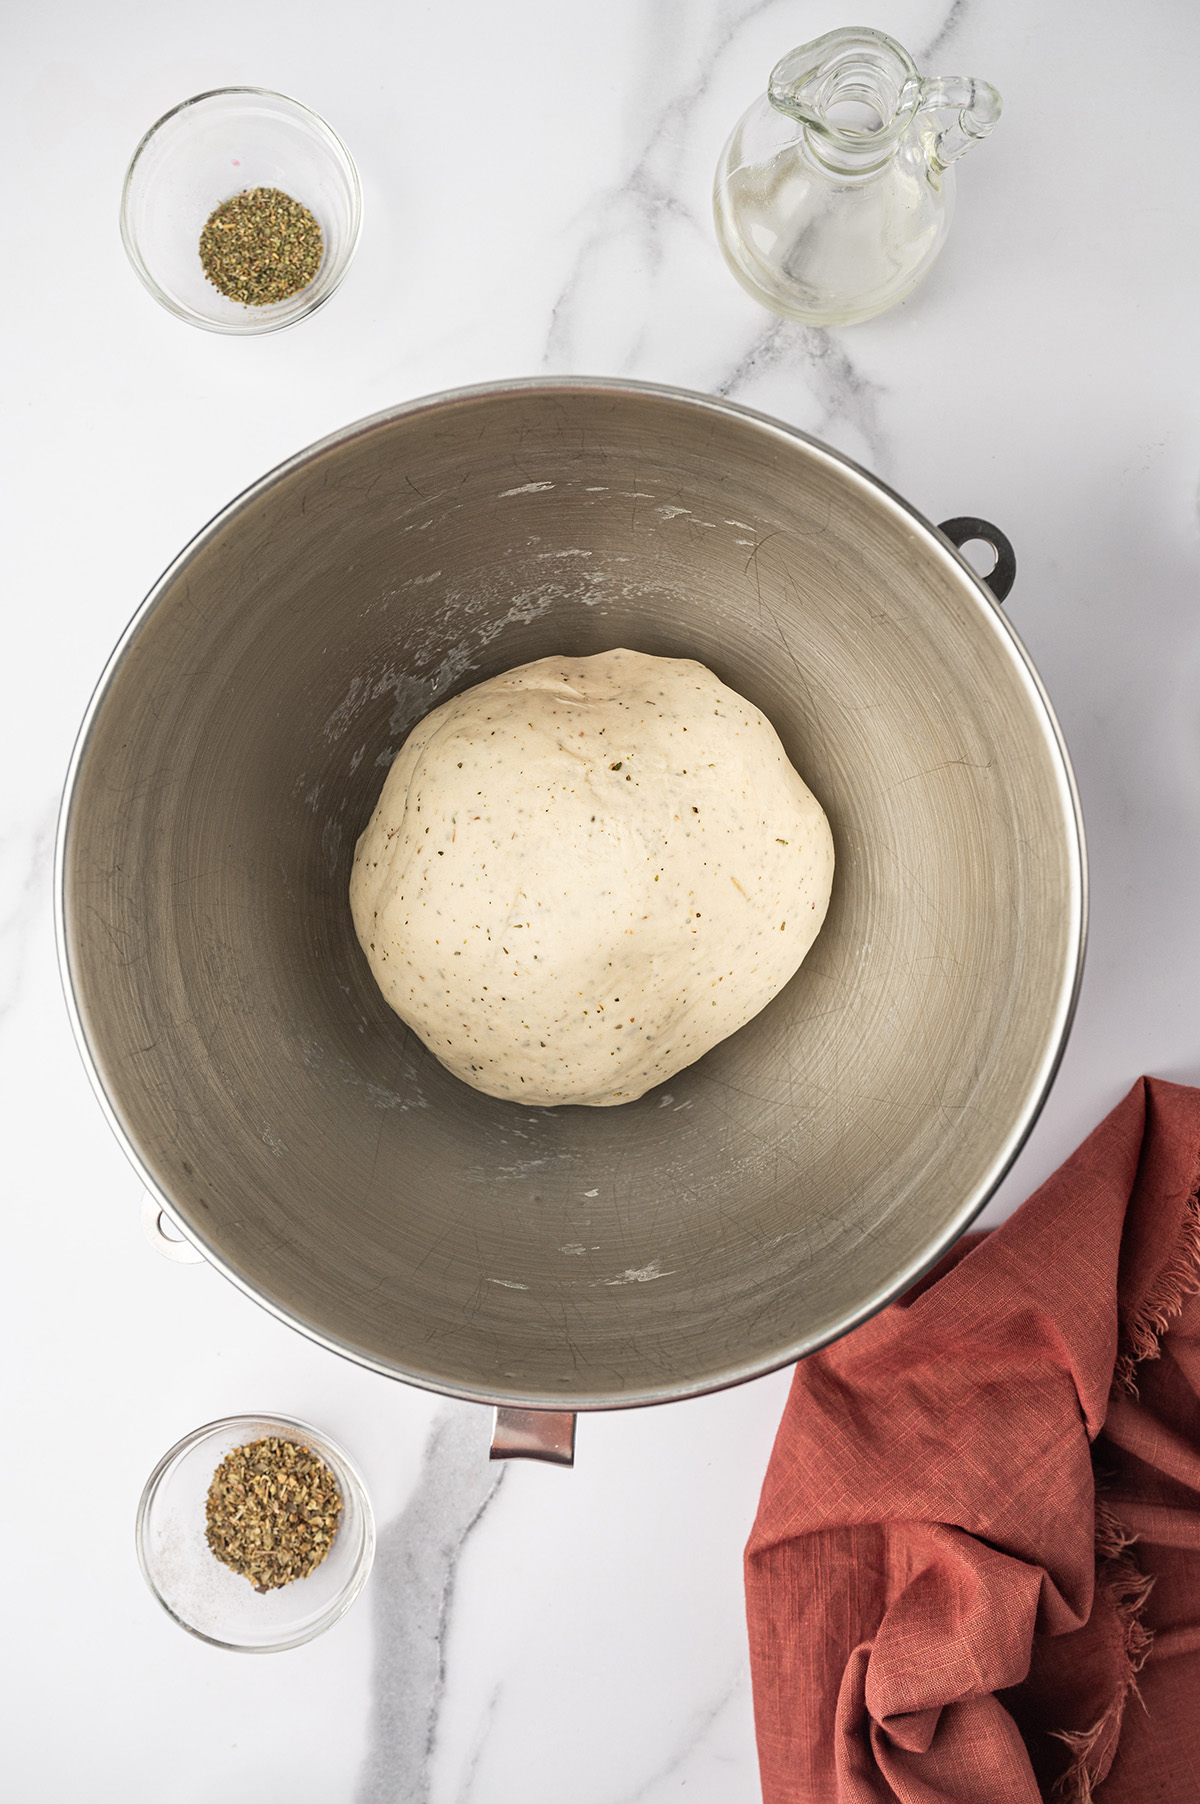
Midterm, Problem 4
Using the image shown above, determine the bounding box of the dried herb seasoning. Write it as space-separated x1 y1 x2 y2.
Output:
205 1436 342 1592
198 187 323 307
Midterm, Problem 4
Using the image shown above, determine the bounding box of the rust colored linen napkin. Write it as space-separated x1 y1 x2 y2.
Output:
745 1076 1200 1803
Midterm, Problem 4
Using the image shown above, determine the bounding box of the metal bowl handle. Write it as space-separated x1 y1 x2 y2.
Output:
141 1192 207 1264
937 517 1016 604
490 1407 577 1466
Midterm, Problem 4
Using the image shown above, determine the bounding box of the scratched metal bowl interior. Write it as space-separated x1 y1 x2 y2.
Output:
60 381 1083 1409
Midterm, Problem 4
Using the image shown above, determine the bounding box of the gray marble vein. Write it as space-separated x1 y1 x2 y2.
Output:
355 1404 505 1804
715 319 892 475
919 0 970 64
542 0 796 375
451 1681 505 1804
614 1667 747 1803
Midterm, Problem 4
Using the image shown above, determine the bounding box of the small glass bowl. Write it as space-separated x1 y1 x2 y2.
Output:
120 88 362 334
136 1413 375 1651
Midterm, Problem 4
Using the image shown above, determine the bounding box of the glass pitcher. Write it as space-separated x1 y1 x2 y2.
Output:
713 27 1001 326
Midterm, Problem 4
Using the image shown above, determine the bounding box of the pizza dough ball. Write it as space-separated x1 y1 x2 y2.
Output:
350 648 833 1106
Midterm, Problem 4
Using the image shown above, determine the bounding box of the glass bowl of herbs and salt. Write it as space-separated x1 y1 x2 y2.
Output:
120 88 362 334
136 1414 374 1651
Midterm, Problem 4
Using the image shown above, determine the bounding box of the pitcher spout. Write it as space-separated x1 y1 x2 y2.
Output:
767 26 921 166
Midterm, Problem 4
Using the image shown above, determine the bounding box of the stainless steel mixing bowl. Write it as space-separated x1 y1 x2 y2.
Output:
58 379 1085 1417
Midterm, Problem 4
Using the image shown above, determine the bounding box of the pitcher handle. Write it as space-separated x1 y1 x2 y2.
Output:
920 76 1002 168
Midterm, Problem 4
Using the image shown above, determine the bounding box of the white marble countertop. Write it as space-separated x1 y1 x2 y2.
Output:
6 1 1200 1797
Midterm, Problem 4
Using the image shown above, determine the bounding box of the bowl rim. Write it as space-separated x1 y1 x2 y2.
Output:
135 1411 375 1652
118 85 363 336
57 376 1088 1411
